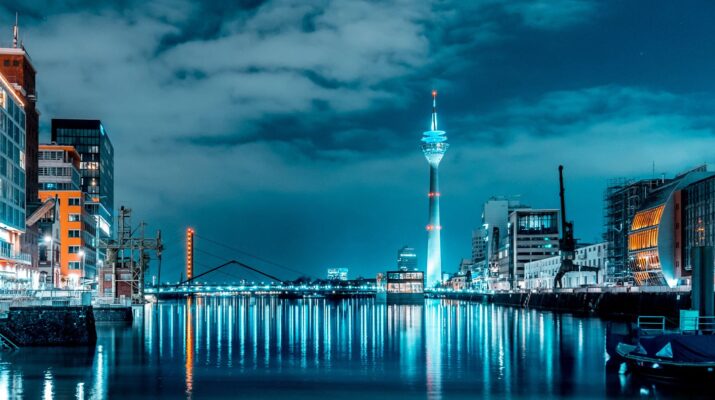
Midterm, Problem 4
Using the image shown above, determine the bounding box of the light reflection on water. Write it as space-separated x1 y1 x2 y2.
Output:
0 298 707 399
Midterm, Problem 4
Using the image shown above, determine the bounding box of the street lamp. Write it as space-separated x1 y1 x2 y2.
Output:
78 250 86 289
43 235 54 289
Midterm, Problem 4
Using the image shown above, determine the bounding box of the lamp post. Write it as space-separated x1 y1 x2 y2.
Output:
78 250 86 289
43 235 54 289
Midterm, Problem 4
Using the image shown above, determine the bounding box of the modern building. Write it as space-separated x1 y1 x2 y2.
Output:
471 228 487 263
0 21 40 278
0 70 33 289
384 269 424 303
421 91 448 288
525 242 608 289
626 165 715 286
397 245 417 271
603 177 670 283
38 144 97 287
51 119 113 250
327 267 348 281
505 209 560 289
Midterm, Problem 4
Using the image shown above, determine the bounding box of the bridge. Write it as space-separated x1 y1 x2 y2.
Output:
146 283 377 297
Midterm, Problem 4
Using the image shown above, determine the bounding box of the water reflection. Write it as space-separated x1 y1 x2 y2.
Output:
0 298 712 399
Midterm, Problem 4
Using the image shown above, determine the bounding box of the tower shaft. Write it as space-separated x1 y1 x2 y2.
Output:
426 163 442 287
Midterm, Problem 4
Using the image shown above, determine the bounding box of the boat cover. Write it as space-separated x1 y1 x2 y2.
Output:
638 334 715 363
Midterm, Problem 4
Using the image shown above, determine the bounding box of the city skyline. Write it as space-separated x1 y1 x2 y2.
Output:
5 1 715 280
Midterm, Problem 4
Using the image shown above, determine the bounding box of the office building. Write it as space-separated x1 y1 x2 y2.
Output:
38 144 97 287
525 242 608 289
0 70 33 289
397 245 417 271
0 21 40 276
505 209 560 289
51 119 114 263
421 91 448 288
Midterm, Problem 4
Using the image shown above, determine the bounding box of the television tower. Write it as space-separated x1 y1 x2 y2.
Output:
422 90 448 288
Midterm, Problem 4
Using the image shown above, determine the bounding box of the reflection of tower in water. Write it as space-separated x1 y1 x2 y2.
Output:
424 301 443 400
185 297 194 399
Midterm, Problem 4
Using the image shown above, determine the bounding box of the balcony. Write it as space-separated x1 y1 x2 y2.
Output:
0 248 31 265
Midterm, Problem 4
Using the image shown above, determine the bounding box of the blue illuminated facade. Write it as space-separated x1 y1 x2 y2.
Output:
421 91 448 288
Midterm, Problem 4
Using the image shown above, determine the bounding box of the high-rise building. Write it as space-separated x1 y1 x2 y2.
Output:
0 19 40 277
0 19 38 206
51 119 114 251
38 144 97 287
421 91 448 288
0 70 33 289
397 245 417 271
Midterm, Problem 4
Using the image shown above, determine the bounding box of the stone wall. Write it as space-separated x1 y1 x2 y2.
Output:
0 306 97 346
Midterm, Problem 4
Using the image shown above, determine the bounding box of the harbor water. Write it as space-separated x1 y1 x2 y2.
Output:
0 298 711 399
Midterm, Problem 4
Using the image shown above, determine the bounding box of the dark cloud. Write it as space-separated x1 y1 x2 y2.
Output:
1 0 714 280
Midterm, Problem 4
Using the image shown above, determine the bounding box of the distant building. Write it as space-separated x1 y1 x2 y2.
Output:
384 269 424 303
0 71 33 290
505 209 560 289
327 267 348 281
51 119 114 262
38 144 97 287
397 245 417 271
525 242 608 289
471 228 487 263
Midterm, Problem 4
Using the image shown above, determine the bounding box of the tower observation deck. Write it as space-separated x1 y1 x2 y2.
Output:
421 90 449 288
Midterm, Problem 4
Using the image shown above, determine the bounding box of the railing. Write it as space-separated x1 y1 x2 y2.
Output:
637 316 666 334
680 315 715 334
0 248 32 264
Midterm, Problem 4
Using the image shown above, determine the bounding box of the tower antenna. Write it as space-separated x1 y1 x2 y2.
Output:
431 90 438 131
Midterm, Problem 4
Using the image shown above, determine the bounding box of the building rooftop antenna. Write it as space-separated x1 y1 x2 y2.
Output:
12 12 18 49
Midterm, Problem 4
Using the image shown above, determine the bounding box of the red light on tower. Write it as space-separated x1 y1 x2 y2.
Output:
186 228 195 281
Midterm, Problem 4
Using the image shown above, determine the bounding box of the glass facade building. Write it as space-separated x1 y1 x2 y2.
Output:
51 119 114 241
0 72 34 289
0 81 26 232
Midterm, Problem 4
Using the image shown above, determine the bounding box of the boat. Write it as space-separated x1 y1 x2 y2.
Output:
608 312 715 380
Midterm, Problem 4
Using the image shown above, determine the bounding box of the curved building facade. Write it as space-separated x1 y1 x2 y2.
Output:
628 168 714 286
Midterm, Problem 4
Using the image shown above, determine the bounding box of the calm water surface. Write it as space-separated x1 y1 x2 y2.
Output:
0 298 708 399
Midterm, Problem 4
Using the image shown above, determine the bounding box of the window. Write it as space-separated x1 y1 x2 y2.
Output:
68 261 81 270
68 230 80 238
68 214 80 222
68 198 81 206
68 246 80 254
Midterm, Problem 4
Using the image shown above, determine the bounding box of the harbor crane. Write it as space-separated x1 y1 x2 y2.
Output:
554 165 600 288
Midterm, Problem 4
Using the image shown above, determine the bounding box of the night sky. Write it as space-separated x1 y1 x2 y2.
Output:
4 0 715 282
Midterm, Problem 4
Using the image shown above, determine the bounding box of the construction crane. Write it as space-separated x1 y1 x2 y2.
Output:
554 165 600 288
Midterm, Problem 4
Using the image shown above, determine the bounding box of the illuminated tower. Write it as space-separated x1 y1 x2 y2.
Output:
422 90 448 288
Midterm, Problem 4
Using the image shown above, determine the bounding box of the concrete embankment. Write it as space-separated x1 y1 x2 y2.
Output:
432 291 693 320
93 306 134 322
0 306 97 346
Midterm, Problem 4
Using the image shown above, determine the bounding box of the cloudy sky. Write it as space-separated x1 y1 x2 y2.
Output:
3 0 715 282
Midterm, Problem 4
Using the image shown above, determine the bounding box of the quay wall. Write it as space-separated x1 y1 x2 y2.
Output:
0 306 97 346
433 291 692 320
93 306 134 322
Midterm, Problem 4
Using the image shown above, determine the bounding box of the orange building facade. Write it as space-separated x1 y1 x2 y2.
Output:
38 144 97 287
